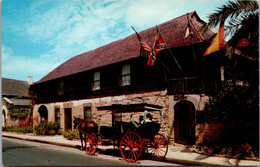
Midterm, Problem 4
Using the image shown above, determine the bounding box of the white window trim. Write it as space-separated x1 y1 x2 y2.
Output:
92 71 100 90
121 64 131 86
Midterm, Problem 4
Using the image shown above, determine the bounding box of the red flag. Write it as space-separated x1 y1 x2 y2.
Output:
147 27 167 66
203 20 225 56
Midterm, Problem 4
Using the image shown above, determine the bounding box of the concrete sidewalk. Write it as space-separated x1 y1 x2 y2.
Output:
2 132 259 166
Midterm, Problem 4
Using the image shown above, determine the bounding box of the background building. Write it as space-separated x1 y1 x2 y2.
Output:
2 77 33 127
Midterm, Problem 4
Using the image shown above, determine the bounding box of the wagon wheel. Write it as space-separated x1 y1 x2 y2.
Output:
120 131 143 162
148 134 168 160
85 133 97 155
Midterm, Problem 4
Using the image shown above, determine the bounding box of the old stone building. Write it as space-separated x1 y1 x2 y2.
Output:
2 77 33 127
30 11 250 145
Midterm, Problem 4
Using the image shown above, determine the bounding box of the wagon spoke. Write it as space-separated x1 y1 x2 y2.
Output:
148 148 156 154
158 148 166 155
132 150 138 160
125 134 130 143
149 134 168 160
120 131 142 162
156 149 163 157
122 138 129 146
127 150 131 160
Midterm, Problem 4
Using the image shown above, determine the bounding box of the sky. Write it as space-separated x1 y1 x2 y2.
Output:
1 0 228 82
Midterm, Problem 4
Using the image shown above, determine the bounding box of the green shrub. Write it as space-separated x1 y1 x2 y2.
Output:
33 121 60 135
9 108 31 118
205 86 258 124
62 129 80 140
2 126 33 133
195 142 259 159
2 99 32 119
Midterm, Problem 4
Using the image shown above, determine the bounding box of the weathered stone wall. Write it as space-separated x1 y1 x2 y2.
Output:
169 94 209 143
32 91 259 146
33 90 171 138
33 92 216 144
2 104 32 128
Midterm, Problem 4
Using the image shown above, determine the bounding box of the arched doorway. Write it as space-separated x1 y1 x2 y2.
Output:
38 105 48 122
174 100 195 145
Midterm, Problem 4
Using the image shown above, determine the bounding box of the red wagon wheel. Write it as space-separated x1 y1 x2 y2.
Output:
85 133 97 155
148 134 168 160
120 131 143 162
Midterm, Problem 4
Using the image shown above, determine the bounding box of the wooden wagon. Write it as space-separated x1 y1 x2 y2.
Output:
81 103 168 162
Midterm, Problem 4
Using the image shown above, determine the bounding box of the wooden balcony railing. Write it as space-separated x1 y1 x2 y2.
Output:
167 77 200 94
167 76 220 95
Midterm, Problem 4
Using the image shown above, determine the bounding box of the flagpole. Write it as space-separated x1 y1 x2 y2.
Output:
191 38 197 69
131 26 138 34
131 26 173 75
186 14 197 69
156 26 185 75
156 56 173 75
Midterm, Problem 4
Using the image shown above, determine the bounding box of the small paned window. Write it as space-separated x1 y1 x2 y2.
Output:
55 108 60 122
121 64 131 86
84 107 92 121
58 81 64 95
92 71 100 90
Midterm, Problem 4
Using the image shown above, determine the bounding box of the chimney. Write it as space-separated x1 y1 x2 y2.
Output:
27 76 33 85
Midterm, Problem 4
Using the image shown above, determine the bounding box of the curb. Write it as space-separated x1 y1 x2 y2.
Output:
2 134 80 148
165 157 222 166
4 135 214 166
3 134 259 166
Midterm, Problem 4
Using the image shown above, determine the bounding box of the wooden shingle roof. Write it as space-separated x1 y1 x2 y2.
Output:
36 11 214 84
3 97 30 106
2 78 29 97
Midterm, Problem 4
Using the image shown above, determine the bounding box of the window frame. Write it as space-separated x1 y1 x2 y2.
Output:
92 71 101 91
121 64 131 86
84 107 92 121
55 108 60 122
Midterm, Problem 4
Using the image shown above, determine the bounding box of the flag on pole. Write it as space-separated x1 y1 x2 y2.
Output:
147 27 167 66
184 19 193 39
131 26 152 57
203 21 225 56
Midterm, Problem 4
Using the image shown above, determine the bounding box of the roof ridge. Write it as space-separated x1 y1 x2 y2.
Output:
2 77 27 82
35 11 214 84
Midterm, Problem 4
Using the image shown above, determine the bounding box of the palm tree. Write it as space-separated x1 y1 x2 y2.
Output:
203 0 259 59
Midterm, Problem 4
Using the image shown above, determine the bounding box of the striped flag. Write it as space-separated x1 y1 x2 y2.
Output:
147 27 167 66
132 26 152 57
137 35 152 52
203 20 225 56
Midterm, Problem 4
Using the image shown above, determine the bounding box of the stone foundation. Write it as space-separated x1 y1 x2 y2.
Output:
33 90 171 138
33 91 211 144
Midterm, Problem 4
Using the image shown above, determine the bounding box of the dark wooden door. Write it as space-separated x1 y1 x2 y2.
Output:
65 108 72 130
174 100 195 145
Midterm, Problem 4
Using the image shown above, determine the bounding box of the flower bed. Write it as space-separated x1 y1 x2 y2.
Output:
193 143 259 161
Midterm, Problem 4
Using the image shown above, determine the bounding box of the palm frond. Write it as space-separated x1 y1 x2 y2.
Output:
207 0 258 29
226 13 259 59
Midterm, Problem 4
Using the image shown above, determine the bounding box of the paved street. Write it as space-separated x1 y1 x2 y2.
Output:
2 137 183 166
